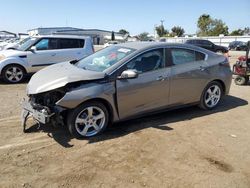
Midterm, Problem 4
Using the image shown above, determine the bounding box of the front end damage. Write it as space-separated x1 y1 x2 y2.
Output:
21 88 67 132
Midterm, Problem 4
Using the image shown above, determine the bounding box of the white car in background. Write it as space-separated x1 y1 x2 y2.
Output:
0 35 94 83
2 37 30 50
104 41 119 48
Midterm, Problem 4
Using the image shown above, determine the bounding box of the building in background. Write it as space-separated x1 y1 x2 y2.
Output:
55 28 125 45
0 31 17 39
27 27 126 45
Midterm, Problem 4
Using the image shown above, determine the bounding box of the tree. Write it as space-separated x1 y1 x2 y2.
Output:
197 14 229 36
209 19 228 36
197 14 213 36
171 26 185 37
138 32 150 41
155 25 168 37
243 27 250 35
118 29 129 35
230 29 244 36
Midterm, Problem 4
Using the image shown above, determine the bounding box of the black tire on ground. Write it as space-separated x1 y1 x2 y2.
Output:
199 81 223 110
67 101 109 138
2 64 26 84
234 76 248 85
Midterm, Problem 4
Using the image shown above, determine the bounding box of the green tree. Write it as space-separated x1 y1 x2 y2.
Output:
171 26 185 37
197 14 213 36
118 29 130 35
209 19 228 36
230 29 244 36
155 25 168 37
138 32 150 41
197 14 229 36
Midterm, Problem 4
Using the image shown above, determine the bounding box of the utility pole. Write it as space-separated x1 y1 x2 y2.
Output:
160 20 165 36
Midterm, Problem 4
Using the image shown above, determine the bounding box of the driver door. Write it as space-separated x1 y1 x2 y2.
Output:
116 48 171 119
27 38 59 72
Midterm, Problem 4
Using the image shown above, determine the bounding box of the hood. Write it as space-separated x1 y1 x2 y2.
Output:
0 49 26 57
27 62 106 94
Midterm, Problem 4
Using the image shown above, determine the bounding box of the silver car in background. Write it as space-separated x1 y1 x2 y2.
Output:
22 42 232 138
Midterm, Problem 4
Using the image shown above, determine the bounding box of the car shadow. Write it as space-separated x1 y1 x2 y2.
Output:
24 95 248 147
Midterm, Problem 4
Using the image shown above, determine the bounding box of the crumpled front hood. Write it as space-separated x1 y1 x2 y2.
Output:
0 49 26 57
27 62 106 94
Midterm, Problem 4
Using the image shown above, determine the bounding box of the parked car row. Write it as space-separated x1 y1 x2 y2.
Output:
21 42 232 138
0 35 94 83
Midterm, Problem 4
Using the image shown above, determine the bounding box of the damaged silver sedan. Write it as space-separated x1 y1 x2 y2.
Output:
22 42 232 138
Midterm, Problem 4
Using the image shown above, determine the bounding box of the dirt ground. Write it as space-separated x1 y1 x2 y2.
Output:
0 52 250 188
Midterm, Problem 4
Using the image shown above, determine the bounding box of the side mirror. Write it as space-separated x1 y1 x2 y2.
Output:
119 69 138 79
30 46 37 52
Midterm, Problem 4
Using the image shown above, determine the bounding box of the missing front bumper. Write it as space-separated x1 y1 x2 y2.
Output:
21 99 54 132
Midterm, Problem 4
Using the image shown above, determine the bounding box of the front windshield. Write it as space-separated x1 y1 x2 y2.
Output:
18 37 31 45
76 46 136 72
17 37 37 51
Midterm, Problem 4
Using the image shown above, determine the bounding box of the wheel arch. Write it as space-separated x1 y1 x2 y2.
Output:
2 63 27 74
0 57 28 75
210 79 226 95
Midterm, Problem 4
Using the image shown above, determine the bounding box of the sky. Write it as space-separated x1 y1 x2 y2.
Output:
0 0 249 35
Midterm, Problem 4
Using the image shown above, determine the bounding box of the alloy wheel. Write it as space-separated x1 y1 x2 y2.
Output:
4 66 24 83
204 85 221 108
75 106 106 137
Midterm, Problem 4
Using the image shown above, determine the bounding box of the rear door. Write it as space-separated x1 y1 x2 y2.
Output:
168 47 209 105
116 48 171 119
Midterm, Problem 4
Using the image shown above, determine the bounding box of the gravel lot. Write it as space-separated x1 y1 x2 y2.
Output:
0 52 250 188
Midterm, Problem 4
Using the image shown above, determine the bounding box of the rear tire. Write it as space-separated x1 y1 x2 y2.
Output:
199 81 223 110
67 101 109 138
234 76 248 85
2 64 26 84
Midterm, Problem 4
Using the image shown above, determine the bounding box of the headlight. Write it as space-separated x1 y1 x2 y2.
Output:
0 54 6 61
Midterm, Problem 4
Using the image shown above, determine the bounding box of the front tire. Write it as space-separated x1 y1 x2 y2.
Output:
67 101 109 138
2 64 26 83
199 81 223 110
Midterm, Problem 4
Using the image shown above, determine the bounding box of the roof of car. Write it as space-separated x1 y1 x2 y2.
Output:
116 42 209 51
32 35 91 39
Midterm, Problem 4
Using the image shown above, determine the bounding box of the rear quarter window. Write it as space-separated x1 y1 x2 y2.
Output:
58 39 82 49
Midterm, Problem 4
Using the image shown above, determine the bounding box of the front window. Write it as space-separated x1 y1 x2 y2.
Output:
76 46 135 72
126 49 164 73
34 38 58 50
17 37 37 51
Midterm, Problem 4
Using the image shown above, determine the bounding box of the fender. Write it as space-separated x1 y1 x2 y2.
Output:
0 56 30 75
56 82 120 122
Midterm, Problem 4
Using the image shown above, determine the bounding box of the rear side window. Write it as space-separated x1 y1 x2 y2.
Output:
171 48 206 65
58 39 84 49
171 48 195 65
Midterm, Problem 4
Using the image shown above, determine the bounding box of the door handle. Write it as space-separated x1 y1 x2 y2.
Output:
51 53 56 56
156 76 165 81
